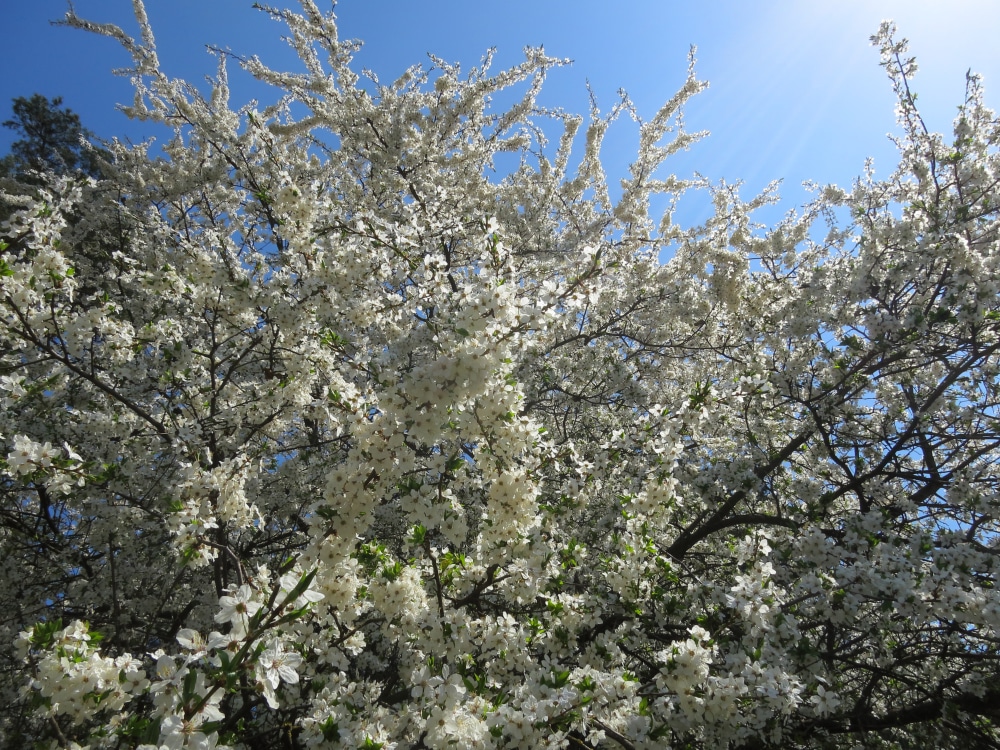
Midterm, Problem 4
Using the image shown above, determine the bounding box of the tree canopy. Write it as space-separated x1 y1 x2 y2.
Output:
1 3 998 749
1 94 106 182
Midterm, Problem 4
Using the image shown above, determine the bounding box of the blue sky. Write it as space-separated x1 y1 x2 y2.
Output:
3 1 1000 224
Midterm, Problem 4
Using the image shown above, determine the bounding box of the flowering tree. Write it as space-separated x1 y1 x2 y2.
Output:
2 3 999 748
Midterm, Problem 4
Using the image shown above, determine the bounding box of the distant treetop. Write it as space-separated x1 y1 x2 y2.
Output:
0 94 106 183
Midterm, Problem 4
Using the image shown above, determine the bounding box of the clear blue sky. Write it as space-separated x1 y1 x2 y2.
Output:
2 1 1000 223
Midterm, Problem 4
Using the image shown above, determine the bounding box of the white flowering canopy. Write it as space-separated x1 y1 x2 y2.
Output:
1 3 999 749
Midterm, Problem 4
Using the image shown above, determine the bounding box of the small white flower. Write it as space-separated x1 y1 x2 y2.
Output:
811 684 841 716
176 628 207 654
258 641 302 690
7 434 39 475
214 584 262 635
63 442 83 462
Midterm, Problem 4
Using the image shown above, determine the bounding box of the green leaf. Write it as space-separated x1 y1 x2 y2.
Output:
320 717 340 741
181 668 199 703
409 524 427 545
